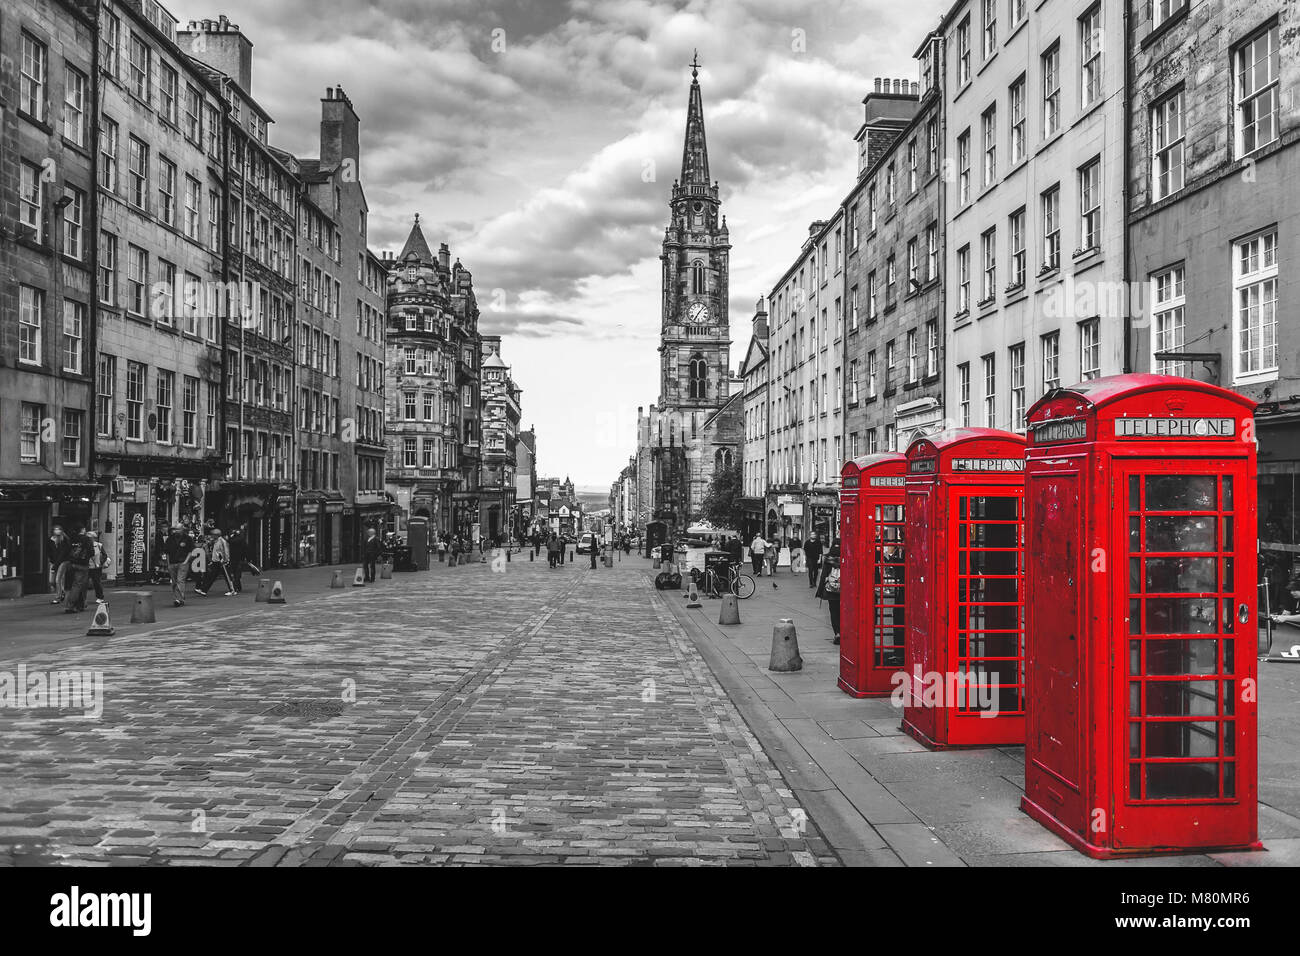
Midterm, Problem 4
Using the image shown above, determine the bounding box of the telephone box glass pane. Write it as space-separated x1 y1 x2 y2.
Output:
1146 639 1218 675
1144 557 1217 593
873 503 906 669
1146 763 1219 800
1145 475 1217 511
1145 517 1216 552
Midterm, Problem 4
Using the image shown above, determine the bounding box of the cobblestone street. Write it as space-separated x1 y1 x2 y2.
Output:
0 556 836 867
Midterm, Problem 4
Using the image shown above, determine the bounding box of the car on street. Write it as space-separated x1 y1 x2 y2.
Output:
577 532 597 555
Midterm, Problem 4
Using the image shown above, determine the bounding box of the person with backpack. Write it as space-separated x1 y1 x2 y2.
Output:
815 538 842 644
62 527 94 613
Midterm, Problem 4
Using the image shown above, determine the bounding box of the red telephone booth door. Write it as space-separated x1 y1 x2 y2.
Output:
948 486 1026 745
839 485 863 693
870 499 907 690
1111 459 1258 849
903 484 940 742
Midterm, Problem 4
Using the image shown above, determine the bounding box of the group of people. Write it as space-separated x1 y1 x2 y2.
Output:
46 524 110 614
159 524 252 606
745 531 827 587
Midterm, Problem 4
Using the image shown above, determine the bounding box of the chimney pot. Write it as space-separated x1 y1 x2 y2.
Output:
874 78 881 92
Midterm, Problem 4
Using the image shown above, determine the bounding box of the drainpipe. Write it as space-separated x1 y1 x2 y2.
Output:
88 7 102 514
1122 4 1134 374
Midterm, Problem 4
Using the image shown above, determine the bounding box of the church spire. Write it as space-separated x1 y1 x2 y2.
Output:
399 213 435 264
680 51 710 187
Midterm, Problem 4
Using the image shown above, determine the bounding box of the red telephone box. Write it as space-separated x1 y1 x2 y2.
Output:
903 428 1028 749
1021 373 1259 857
839 454 908 698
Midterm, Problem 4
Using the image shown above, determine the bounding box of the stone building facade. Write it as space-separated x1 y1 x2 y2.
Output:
0 0 99 597
1126 0 1300 601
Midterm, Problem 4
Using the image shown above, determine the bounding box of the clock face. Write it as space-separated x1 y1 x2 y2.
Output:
687 302 709 324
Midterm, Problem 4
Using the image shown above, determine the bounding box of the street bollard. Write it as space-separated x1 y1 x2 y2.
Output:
380 560 392 579
686 580 702 609
330 570 345 589
255 578 271 602
267 580 287 605
86 602 115 637
130 591 156 624
529 550 534 562
569 550 574 563
353 568 366 587
653 556 661 570
719 594 741 626
769 618 803 672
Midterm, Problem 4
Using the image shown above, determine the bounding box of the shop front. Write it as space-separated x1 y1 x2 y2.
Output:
207 481 283 570
0 482 99 598
1258 416 1300 616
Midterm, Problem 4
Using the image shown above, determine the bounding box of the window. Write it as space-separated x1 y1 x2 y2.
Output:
1010 343 1026 432
1079 319 1101 380
205 384 218 448
96 354 116 437
1042 185 1061 270
983 0 997 57
62 186 84 260
867 350 877 399
424 393 435 421
867 271 878 319
1233 229 1278 382
126 362 145 440
926 320 939 378
868 185 877 230
926 223 938 282
1234 23 1279 158
99 232 117 305
100 117 119 192
1042 331 1060 392
19 286 44 366
907 238 919 284
128 136 149 209
1079 159 1101 251
957 16 971 86
958 131 971 205
1153 0 1185 27
981 228 997 304
1010 76 1026 166
63 65 87 146
404 392 417 421
159 63 178 124
1011 0 1027 29
127 245 147 315
1009 208 1026 289
907 330 918 382
983 354 997 427
1080 6 1103 109
1152 266 1187 376
982 106 997 185
1152 91 1185 200
159 157 177 226
886 255 897 304
20 32 46 121
887 164 896 206
958 363 971 426
1042 43 1061 138
885 341 896 392
184 85 202 143
908 140 918 194
850 286 859 330
850 358 860 403
19 162 43 243
403 438 418 468
957 244 971 313
182 376 198 446
691 260 706 295
128 34 151 101
101 10 121 77
154 370 173 444
20 404 44 463
157 260 176 325
184 176 201 240
62 300 84 373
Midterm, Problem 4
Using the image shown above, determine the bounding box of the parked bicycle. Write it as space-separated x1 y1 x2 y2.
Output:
691 563 756 600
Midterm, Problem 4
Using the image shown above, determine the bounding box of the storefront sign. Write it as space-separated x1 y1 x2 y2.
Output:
952 458 1026 472
124 504 148 580
1029 419 1087 444
1114 417 1236 439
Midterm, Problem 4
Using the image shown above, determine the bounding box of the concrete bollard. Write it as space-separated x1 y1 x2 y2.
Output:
719 593 741 626
330 570 345 588
769 618 803 672
130 591 156 624
353 568 366 587
380 560 392 579
529 550 534 562
267 580 286 605
86 602 115 637
255 578 271 602
653 556 662 570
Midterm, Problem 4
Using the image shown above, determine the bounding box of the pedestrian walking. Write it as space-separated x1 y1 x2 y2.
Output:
62 527 94 613
48 525 71 604
749 532 767 576
195 528 235 596
803 532 823 588
437 535 447 564
449 535 461 568
815 538 842 643
228 526 248 593
547 533 559 569
161 525 196 607
362 526 382 582
766 536 779 577
87 531 110 603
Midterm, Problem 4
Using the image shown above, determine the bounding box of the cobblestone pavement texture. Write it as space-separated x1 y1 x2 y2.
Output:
0 555 838 866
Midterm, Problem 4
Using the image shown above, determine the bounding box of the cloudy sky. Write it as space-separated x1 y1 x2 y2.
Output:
193 0 948 487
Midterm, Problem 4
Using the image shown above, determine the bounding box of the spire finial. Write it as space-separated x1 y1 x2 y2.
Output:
414 213 420 224
690 49 700 79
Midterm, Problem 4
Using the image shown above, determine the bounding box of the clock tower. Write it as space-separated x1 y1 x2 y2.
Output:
659 54 731 414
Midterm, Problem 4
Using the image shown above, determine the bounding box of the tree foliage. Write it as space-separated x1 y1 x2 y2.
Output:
699 458 744 530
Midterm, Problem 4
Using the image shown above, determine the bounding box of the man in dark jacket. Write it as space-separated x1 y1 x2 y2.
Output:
227 526 248 593
162 525 197 607
803 532 823 588
362 527 382 582
62 527 94 613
